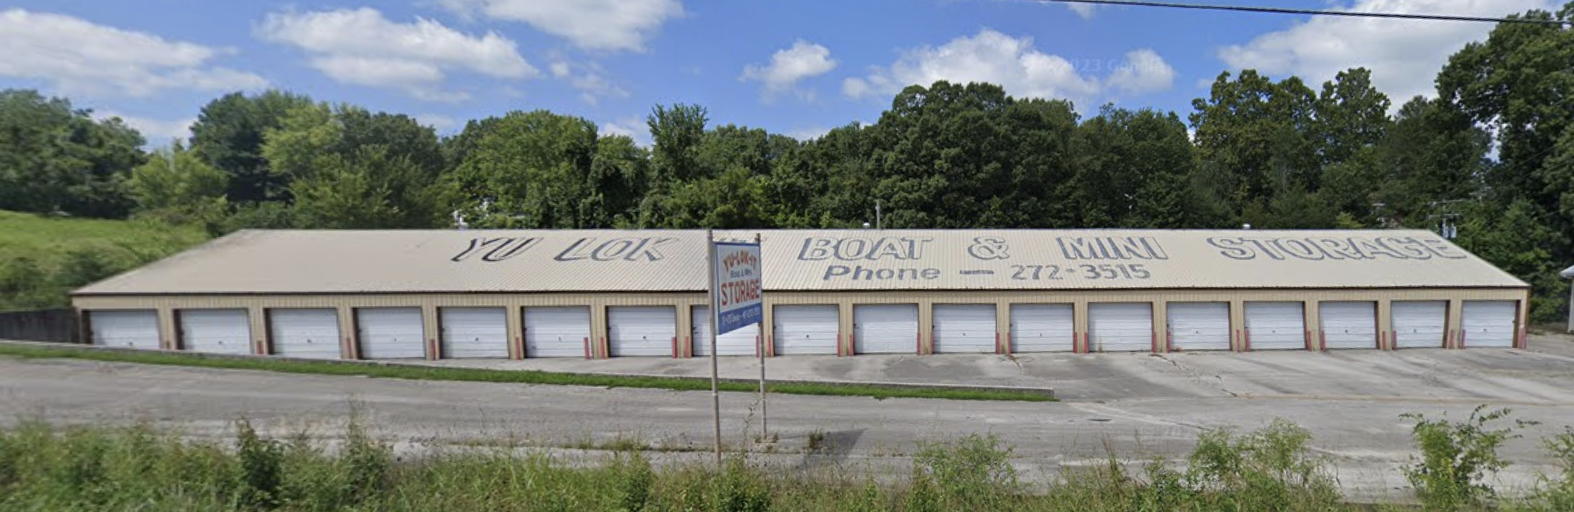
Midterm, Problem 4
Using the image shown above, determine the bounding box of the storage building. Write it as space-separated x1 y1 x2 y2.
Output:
71 229 1531 359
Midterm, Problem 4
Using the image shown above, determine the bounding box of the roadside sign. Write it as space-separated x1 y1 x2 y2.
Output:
712 240 762 335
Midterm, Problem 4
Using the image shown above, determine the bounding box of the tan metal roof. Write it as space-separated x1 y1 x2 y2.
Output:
73 229 1528 295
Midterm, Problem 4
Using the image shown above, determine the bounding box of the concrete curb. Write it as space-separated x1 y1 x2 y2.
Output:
0 339 1054 399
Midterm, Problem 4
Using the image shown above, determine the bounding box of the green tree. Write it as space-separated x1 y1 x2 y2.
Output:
591 134 651 228
290 147 408 229
1312 68 1390 169
1436 4 1573 321
1438 4 1574 207
647 103 710 184
861 81 1078 228
1071 106 1194 228
644 166 771 228
1189 70 1320 215
260 102 444 228
1454 200 1567 322
129 142 229 224
441 110 623 229
190 90 314 203
1364 97 1490 226
0 89 144 218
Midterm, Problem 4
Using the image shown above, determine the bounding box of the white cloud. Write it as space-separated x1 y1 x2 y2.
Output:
0 9 266 98
1067 3 1098 19
1218 0 1554 104
414 113 460 133
785 126 833 141
1105 49 1175 95
843 29 1102 102
740 40 837 100
549 59 629 106
256 7 536 101
599 116 652 147
97 111 196 146
440 0 683 52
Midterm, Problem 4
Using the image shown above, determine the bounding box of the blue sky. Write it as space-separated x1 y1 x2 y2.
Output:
0 0 1556 146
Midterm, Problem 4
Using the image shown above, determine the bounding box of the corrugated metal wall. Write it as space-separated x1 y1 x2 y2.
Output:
73 287 1530 359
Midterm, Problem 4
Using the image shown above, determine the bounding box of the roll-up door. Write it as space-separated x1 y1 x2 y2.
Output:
1167 302 1231 351
773 305 839 355
524 306 591 358
439 307 508 358
1089 303 1152 352
1009 304 1074 353
692 306 758 356
1245 302 1306 351
854 304 918 354
1392 301 1446 349
356 307 426 359
1462 301 1516 348
179 309 251 355
90 310 160 350
1320 301 1377 349
268 309 341 359
608 306 676 357
933 304 997 354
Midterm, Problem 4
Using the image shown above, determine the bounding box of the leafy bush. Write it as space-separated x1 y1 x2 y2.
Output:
0 257 54 310
1402 406 1536 511
234 418 285 508
1185 419 1342 511
1532 427 1574 511
913 432 1022 510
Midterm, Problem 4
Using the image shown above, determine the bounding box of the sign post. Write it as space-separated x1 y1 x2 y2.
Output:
707 231 764 466
754 233 767 438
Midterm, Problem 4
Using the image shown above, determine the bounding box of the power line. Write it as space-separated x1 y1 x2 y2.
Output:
1037 0 1572 26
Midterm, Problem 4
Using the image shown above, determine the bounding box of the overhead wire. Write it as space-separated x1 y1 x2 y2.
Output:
1033 0 1572 26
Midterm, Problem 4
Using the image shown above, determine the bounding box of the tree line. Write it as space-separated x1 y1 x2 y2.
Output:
1 5 1569 321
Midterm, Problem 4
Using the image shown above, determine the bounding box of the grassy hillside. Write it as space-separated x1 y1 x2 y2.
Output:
0 210 209 310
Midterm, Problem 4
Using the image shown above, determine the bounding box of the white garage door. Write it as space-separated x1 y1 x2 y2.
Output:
1393 301 1447 349
268 309 341 359
1167 302 1231 351
692 306 759 356
1089 303 1152 352
855 304 918 354
773 305 839 355
356 308 426 359
440 307 508 359
524 306 591 358
1320 302 1377 350
1462 301 1517 348
90 310 160 349
1245 302 1305 351
933 304 997 354
1009 304 1074 353
608 306 676 357
179 309 251 355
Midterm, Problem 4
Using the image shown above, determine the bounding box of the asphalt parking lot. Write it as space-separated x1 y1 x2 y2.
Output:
3 333 1573 502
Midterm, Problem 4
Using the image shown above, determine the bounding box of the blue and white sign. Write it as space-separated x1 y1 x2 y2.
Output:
712 241 763 334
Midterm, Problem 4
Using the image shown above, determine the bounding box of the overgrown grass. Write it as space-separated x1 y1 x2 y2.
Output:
6 418 1571 512
0 210 208 310
0 343 1055 402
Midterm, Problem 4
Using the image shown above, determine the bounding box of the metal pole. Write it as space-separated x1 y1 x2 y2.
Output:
707 229 722 467
876 200 882 230
755 232 767 438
